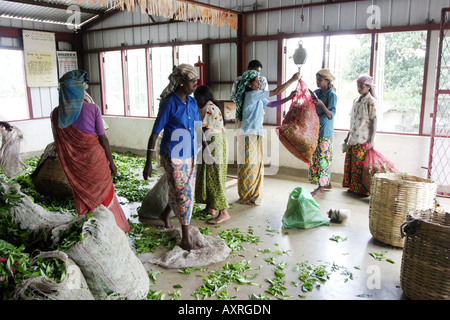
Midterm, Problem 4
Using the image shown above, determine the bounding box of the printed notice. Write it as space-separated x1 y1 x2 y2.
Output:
22 30 58 87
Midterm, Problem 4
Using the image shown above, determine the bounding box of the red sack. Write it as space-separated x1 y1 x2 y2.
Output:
276 80 320 165
362 145 400 191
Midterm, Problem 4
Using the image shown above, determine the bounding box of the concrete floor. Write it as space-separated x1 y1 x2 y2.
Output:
126 167 450 301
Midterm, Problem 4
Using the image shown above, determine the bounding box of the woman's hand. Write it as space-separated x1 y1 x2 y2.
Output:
109 162 117 176
288 91 296 100
143 162 153 180
291 72 301 82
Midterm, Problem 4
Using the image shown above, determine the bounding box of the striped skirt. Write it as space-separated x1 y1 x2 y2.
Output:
237 134 263 205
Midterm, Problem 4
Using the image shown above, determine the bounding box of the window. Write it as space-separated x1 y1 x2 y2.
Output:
329 34 372 130
103 51 124 115
284 31 428 135
178 44 203 65
126 49 149 117
285 37 324 93
0 49 28 121
375 31 427 134
151 46 173 115
284 37 324 123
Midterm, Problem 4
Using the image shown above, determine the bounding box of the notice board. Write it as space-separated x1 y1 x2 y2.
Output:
22 30 58 87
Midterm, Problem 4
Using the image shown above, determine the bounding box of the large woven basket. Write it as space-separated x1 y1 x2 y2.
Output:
31 143 73 198
368 173 437 247
400 209 449 300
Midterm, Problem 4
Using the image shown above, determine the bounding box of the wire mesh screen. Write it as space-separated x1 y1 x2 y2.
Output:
431 10 450 196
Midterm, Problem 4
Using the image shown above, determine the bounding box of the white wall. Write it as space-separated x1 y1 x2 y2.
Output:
102 117 431 182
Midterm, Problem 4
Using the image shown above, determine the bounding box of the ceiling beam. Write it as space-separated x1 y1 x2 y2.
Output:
80 7 122 31
176 0 239 15
245 0 368 15
2 0 105 15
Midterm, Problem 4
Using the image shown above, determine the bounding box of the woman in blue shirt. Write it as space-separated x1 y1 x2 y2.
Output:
309 69 338 196
235 70 299 205
143 64 204 251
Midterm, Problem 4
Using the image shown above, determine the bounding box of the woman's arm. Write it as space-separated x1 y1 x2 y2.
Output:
314 99 333 119
367 118 377 149
98 134 117 176
267 91 296 108
269 72 300 97
143 132 159 180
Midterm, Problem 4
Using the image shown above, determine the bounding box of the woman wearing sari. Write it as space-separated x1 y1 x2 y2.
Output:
235 70 300 205
194 85 230 224
143 64 207 251
51 70 130 233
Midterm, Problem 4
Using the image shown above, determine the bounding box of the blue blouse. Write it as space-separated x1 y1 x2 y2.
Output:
152 92 202 159
314 88 337 138
240 90 270 136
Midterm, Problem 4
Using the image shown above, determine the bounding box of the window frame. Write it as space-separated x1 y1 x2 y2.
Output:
281 28 432 137
99 44 203 119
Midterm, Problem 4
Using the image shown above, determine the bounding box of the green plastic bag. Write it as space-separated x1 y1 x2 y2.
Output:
282 187 330 229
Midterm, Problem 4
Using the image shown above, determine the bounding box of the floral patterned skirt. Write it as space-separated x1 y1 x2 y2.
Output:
161 151 196 225
342 143 369 196
309 137 333 187
195 131 229 210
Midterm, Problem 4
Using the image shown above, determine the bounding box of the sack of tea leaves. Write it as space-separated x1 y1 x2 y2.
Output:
138 174 173 219
0 127 27 178
66 205 149 300
12 250 94 300
0 178 76 237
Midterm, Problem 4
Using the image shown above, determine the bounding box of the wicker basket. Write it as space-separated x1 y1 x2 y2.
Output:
400 209 450 300
31 143 73 198
368 173 437 247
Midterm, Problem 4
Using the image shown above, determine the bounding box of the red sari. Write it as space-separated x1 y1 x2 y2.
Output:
51 108 130 233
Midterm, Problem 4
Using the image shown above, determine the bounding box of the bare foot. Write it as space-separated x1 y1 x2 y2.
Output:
160 204 173 229
180 225 200 251
311 186 325 196
207 210 230 224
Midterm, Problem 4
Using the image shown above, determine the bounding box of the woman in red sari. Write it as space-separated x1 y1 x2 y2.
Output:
51 70 130 233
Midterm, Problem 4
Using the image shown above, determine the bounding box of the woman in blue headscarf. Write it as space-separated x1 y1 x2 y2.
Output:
235 70 300 205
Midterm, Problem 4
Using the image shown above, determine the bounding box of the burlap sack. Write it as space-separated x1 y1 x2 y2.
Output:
66 205 149 300
138 174 173 219
1 179 76 233
0 127 26 178
147 226 231 269
12 251 94 300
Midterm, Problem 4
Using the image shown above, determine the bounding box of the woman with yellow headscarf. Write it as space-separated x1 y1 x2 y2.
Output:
143 64 203 251
309 69 338 196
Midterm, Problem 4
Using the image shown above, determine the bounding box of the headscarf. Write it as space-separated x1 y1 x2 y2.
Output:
57 69 88 128
234 69 259 122
316 68 336 92
160 64 199 102
357 75 377 99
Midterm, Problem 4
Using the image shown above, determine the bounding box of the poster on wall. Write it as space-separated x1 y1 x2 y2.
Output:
57 51 78 78
22 30 58 87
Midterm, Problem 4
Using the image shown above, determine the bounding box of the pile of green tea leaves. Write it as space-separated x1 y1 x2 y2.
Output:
128 221 177 253
112 151 156 202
